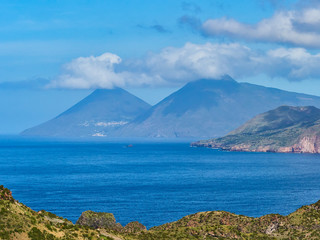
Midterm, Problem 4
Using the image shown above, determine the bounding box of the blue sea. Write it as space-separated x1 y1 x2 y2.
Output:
1 136 320 228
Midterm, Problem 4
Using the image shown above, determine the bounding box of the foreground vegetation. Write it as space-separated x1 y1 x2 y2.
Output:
1 185 320 239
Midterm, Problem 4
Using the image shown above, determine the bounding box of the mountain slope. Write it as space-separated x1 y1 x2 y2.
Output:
21 88 151 137
118 77 320 138
192 106 320 153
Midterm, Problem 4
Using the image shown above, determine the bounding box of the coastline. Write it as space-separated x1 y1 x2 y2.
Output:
191 141 320 154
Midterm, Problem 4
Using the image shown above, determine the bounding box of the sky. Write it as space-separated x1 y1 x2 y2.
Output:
2 0 320 133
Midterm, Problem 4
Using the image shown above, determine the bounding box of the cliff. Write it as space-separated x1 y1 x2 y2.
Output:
2 185 320 239
192 106 320 153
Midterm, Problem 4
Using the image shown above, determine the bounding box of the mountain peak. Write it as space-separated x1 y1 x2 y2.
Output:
91 87 126 95
187 75 237 86
21 87 151 137
118 81 320 138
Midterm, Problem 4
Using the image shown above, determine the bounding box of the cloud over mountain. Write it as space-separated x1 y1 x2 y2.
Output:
49 53 124 89
49 42 320 89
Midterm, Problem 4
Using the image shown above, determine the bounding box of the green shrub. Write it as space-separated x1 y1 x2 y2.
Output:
28 227 44 240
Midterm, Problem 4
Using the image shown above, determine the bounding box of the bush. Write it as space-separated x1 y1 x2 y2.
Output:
28 227 44 240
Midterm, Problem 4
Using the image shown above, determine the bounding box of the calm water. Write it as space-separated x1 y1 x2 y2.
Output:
1 136 320 228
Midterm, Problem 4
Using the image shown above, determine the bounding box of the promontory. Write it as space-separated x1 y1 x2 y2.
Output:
192 106 320 153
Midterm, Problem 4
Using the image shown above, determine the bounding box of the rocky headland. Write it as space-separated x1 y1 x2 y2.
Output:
192 106 320 153
2 185 320 239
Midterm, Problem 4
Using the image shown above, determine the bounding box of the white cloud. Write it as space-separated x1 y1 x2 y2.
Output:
139 42 260 82
49 42 320 89
202 7 320 48
49 53 124 89
265 48 320 79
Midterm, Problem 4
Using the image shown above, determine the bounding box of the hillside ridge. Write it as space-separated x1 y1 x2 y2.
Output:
2 185 320 239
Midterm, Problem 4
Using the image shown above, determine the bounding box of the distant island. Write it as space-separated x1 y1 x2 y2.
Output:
21 77 320 139
2 184 320 239
192 106 320 153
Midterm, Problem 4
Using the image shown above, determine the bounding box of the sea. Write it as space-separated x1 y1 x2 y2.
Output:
1 136 320 228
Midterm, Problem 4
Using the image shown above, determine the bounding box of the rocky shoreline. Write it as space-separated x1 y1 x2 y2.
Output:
191 135 320 153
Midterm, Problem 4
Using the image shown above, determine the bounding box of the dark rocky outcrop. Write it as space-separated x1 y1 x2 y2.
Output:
76 210 147 234
76 210 122 231
0 185 13 201
124 221 147 233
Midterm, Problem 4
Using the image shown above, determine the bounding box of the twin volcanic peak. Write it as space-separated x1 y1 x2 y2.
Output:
22 77 320 138
192 106 320 153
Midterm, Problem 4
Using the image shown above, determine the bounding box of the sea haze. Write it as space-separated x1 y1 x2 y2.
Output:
1 136 320 228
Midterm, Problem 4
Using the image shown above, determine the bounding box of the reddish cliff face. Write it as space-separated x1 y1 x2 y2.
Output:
274 135 320 153
247 135 320 153
292 135 320 153
197 135 320 153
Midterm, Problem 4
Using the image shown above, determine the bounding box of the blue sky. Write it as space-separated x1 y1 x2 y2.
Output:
0 0 280 80
2 0 320 133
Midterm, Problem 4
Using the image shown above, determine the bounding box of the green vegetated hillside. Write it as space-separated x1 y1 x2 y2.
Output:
2 185 320 239
193 106 320 153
